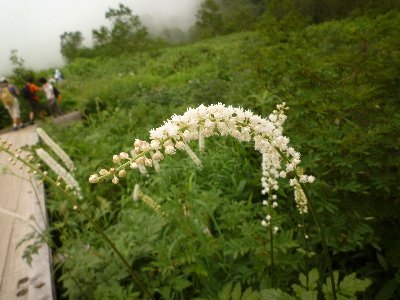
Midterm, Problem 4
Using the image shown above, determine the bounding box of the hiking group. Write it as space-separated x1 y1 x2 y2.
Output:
1 72 64 131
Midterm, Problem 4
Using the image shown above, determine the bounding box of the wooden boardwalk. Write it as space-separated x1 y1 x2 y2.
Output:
0 125 54 300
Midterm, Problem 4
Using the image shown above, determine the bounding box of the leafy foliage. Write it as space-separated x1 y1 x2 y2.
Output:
8 5 400 300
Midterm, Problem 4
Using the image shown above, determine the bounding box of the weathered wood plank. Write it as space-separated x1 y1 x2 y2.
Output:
0 125 54 300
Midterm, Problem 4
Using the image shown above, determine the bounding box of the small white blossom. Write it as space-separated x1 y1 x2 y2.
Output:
165 145 176 155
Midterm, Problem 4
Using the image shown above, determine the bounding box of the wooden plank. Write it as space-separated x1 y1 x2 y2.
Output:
0 125 54 300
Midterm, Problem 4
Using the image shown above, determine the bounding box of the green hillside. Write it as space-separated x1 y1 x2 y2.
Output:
2 7 400 300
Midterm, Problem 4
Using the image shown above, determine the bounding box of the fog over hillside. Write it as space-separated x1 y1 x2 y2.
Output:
0 0 202 77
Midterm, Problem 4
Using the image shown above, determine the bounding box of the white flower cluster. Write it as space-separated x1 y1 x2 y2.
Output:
36 127 76 172
89 103 315 220
294 180 308 214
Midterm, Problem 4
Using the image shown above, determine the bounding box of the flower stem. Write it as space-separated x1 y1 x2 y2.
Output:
268 194 275 288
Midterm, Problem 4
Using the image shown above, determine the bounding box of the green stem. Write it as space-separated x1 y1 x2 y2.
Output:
275 148 337 300
268 193 275 288
1 146 156 300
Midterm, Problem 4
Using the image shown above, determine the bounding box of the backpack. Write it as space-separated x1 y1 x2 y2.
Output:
2 86 14 106
53 86 62 100
21 84 33 100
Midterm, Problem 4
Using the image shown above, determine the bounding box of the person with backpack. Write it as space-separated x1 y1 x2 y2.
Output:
0 77 25 130
54 69 63 82
39 77 64 117
22 77 44 125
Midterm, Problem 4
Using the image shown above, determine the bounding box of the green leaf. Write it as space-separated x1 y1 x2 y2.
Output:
374 278 398 300
172 277 192 292
218 282 233 300
236 180 247 193
322 271 339 299
308 269 319 290
300 291 318 300
292 284 307 297
299 273 308 289
241 287 260 300
376 251 388 272
339 273 372 296
260 289 295 300
231 283 242 300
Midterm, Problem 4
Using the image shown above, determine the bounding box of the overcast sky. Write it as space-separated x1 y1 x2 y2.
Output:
0 0 202 77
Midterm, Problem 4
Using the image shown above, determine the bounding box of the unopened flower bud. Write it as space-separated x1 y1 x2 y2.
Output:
112 176 119 184
99 169 108 176
152 150 164 162
119 170 127 177
145 158 153 167
130 162 138 169
134 139 143 147
89 174 99 183
113 155 121 164
119 152 129 160
109 168 116 174
136 157 145 165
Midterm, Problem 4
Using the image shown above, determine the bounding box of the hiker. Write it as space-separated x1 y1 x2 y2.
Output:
0 77 25 130
39 77 64 117
23 77 44 125
54 69 63 82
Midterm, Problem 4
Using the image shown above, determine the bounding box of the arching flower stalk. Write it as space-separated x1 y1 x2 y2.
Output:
89 103 336 299
90 103 305 188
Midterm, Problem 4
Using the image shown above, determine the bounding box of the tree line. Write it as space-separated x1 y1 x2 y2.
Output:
59 0 399 63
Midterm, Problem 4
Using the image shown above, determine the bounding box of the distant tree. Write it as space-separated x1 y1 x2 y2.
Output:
9 49 34 85
92 4 149 55
60 31 84 63
225 10 256 33
196 0 224 38
161 27 188 44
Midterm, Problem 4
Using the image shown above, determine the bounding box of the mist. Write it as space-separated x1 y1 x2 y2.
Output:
0 0 202 77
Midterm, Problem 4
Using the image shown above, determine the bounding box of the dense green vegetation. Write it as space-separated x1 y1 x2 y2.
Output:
3 1 400 299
